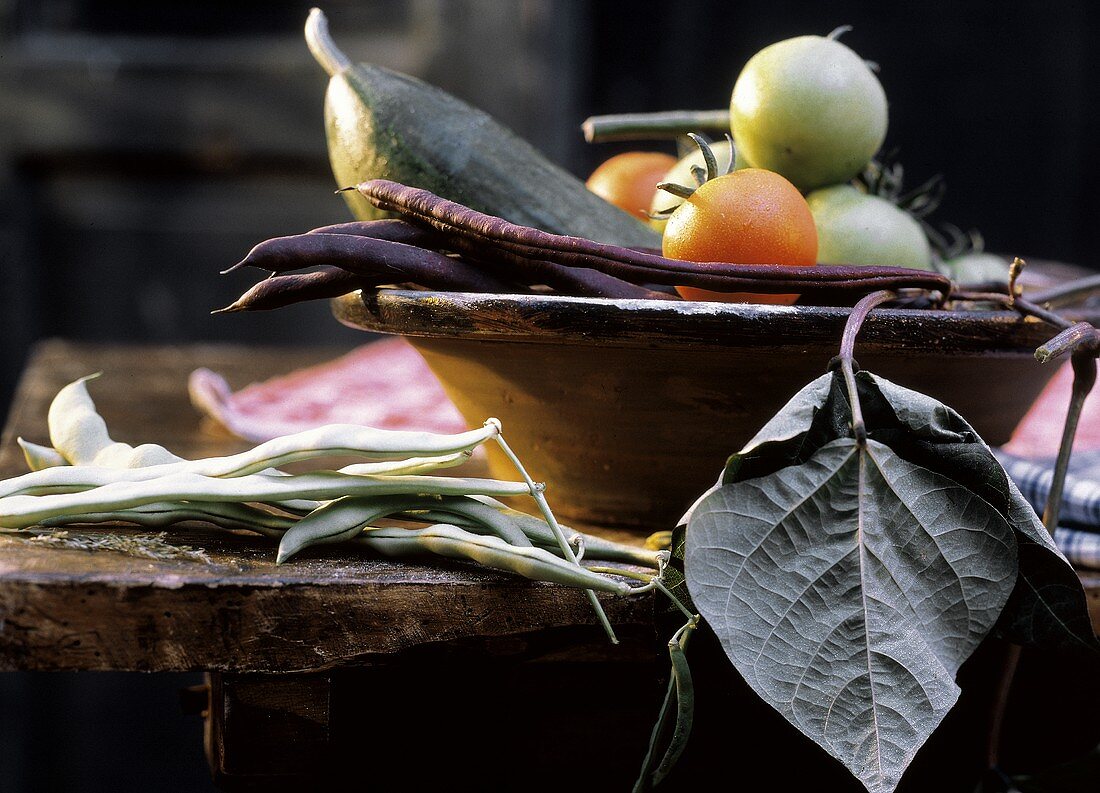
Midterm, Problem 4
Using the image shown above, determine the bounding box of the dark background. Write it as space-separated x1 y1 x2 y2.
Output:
0 1 1096 790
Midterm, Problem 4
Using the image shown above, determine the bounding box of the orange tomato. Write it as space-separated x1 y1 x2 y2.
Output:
661 168 818 305
586 151 678 220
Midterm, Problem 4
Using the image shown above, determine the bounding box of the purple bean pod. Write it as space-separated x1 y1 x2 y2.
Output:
302 218 661 299
354 179 955 299
229 232 520 294
306 218 446 248
215 267 384 313
421 233 667 299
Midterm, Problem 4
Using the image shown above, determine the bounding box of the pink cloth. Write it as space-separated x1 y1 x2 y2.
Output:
1003 361 1100 456
189 338 467 443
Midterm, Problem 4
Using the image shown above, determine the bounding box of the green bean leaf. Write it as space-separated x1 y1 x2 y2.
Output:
687 437 1017 793
713 370 1098 652
679 368 1098 793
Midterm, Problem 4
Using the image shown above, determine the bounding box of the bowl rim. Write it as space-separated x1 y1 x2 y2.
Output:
332 289 1061 355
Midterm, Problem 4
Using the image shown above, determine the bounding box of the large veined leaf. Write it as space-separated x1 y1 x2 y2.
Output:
676 368 1097 791
870 375 1095 650
686 437 1017 793
713 369 1097 651
998 476 1098 649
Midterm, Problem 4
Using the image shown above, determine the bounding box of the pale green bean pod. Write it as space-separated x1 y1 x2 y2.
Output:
469 496 662 567
0 449 473 499
651 631 695 786
0 471 533 529
47 375 126 465
40 500 295 537
356 523 632 594
17 376 635 646
411 496 533 548
180 422 498 474
49 376 182 468
389 501 661 567
277 494 462 562
47 375 497 473
17 438 68 472
276 493 535 563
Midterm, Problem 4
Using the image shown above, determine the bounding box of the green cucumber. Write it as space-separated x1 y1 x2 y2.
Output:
305 9 659 248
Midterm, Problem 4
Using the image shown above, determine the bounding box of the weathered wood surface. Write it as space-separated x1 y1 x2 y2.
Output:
0 340 655 673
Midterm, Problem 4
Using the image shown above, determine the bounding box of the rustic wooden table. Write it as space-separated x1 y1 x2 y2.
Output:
1 340 1098 791
0 340 659 790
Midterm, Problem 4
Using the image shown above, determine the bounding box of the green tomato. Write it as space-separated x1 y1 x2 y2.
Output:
806 184 933 270
649 139 746 230
941 252 1009 286
730 34 887 192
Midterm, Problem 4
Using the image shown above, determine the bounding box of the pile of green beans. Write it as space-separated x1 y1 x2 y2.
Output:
3 376 672 642
8 376 704 783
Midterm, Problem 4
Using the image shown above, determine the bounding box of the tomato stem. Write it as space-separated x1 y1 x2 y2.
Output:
687 133 719 182
655 181 695 201
655 134 738 208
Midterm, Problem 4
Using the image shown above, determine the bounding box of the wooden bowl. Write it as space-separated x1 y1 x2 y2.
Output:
333 290 1062 532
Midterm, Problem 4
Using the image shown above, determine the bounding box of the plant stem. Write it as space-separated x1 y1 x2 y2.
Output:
491 429 619 644
985 301 1099 780
1027 272 1100 308
1025 320 1100 535
838 290 898 445
951 290 1076 331
581 110 730 143
1042 347 1098 534
1014 297 1077 331
653 578 696 622
1034 322 1099 364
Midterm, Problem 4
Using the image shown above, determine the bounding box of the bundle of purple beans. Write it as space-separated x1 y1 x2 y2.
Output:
219 179 957 313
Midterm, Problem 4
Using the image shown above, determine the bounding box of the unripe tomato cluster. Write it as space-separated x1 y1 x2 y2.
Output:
586 29 987 302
